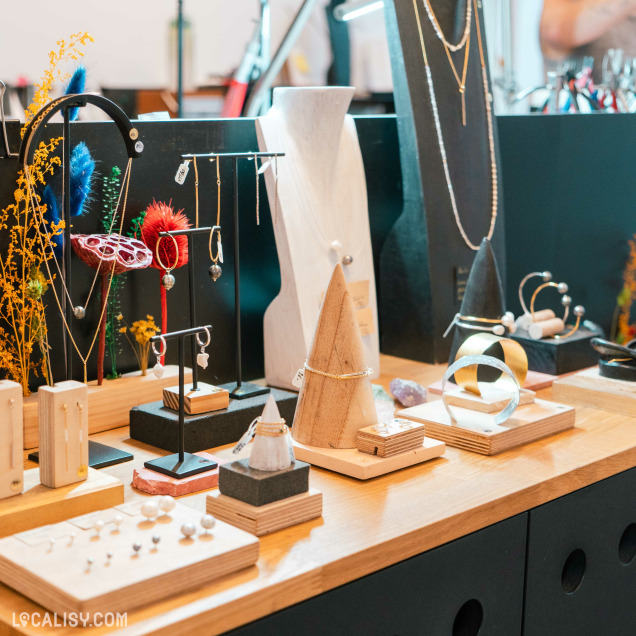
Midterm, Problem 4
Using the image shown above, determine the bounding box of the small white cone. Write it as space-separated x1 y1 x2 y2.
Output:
249 395 293 472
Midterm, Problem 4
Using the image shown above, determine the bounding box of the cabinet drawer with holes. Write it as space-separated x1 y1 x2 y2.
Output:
524 467 636 635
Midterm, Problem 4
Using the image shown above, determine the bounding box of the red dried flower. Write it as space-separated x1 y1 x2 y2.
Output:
139 200 190 271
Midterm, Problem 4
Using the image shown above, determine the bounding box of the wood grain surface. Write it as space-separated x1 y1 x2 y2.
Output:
2 354 636 635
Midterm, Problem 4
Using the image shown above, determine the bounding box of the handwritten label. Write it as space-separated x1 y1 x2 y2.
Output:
320 280 370 310
292 368 305 389
356 306 375 337
454 266 470 303
175 161 190 184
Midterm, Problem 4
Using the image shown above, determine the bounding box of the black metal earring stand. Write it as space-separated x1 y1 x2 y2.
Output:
181 151 285 400
158 227 213 391
19 93 143 469
143 325 219 479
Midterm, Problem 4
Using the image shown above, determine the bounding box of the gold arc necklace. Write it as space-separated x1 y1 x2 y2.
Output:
423 0 472 125
413 0 498 251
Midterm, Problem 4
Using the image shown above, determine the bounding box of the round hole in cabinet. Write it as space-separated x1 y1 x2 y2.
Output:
452 598 484 636
619 523 636 565
561 549 586 594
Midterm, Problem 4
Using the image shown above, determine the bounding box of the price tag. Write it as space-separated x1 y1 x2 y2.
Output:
292 367 305 389
175 161 190 185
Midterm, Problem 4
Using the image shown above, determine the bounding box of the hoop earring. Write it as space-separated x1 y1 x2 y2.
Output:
151 336 167 378
195 327 211 369
208 225 223 281
155 234 179 290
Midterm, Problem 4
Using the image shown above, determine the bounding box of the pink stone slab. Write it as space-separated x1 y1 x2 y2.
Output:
427 369 558 399
132 452 229 496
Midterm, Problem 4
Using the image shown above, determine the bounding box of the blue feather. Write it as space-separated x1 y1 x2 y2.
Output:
64 66 86 121
70 142 95 217
42 185 63 256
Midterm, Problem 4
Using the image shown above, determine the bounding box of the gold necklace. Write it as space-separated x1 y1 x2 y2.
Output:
25 159 133 382
413 0 497 251
424 0 472 125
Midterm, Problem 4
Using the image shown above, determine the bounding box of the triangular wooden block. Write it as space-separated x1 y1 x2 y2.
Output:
292 264 377 448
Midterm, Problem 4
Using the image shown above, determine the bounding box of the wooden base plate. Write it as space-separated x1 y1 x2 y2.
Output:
207 489 323 536
163 382 230 415
0 467 123 539
553 366 636 416
443 386 535 413
427 369 557 399
23 366 193 449
292 438 445 480
398 399 575 455
0 501 259 616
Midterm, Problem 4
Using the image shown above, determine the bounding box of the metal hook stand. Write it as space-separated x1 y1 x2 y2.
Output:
180 151 285 400
143 325 219 479
158 227 212 391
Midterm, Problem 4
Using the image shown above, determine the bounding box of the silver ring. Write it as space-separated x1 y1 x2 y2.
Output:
442 354 521 427
195 326 211 348
151 336 167 358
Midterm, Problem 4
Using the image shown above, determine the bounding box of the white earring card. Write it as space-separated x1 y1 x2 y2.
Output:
38 381 89 488
0 380 24 499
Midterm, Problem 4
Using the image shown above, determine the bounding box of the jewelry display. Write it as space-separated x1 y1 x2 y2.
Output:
412 0 497 251
180 523 196 539
151 337 167 379
444 311 516 338
423 0 472 125
200 515 216 535
155 234 180 291
196 326 211 369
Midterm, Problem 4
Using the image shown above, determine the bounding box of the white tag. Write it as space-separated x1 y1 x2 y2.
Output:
233 418 258 454
175 161 190 185
258 159 271 174
218 240 224 264
292 368 304 389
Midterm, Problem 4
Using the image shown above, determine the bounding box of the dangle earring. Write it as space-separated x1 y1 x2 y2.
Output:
151 336 167 378
196 327 211 369
155 234 179 290
208 156 223 281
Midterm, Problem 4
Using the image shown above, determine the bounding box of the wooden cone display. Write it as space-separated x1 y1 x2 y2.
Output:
292 264 377 448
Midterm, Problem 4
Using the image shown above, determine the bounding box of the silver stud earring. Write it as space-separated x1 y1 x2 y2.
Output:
94 520 104 537
180 523 196 539
159 495 176 515
141 499 160 521
113 515 123 530
69 532 76 547
200 514 216 535
132 542 142 555
106 552 113 563
152 535 161 550
86 557 94 571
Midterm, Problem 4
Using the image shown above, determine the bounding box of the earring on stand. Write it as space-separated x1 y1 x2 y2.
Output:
196 326 211 369
151 336 167 378
208 157 223 281
155 234 179 290
193 156 199 228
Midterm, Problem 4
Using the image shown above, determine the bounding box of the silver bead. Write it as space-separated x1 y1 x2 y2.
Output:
180 522 196 539
557 282 568 294
208 264 222 281
542 271 552 282
341 254 354 266
73 306 86 319
574 305 585 317
152 534 161 547
561 295 572 307
161 273 175 290
132 542 142 554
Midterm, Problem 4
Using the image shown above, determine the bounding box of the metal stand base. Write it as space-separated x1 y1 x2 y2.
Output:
144 452 218 479
229 382 270 400
28 440 133 470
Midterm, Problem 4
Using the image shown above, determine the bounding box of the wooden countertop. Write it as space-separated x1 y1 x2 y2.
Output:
3 355 636 635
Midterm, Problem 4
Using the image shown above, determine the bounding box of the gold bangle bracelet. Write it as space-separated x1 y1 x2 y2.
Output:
553 308 585 339
453 333 527 396
530 281 570 323
303 362 373 380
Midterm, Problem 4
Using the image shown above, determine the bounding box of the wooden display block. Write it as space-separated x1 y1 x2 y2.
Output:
427 369 557 399
444 386 535 413
398 399 575 455
38 381 89 488
163 382 230 415
292 438 445 480
0 381 23 500
22 366 192 449
0 467 123 538
208 489 323 536
355 419 426 457
0 501 259 616
553 367 636 416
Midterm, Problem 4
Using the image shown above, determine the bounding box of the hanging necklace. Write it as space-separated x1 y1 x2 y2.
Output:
423 0 472 125
413 0 497 251
25 159 133 382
